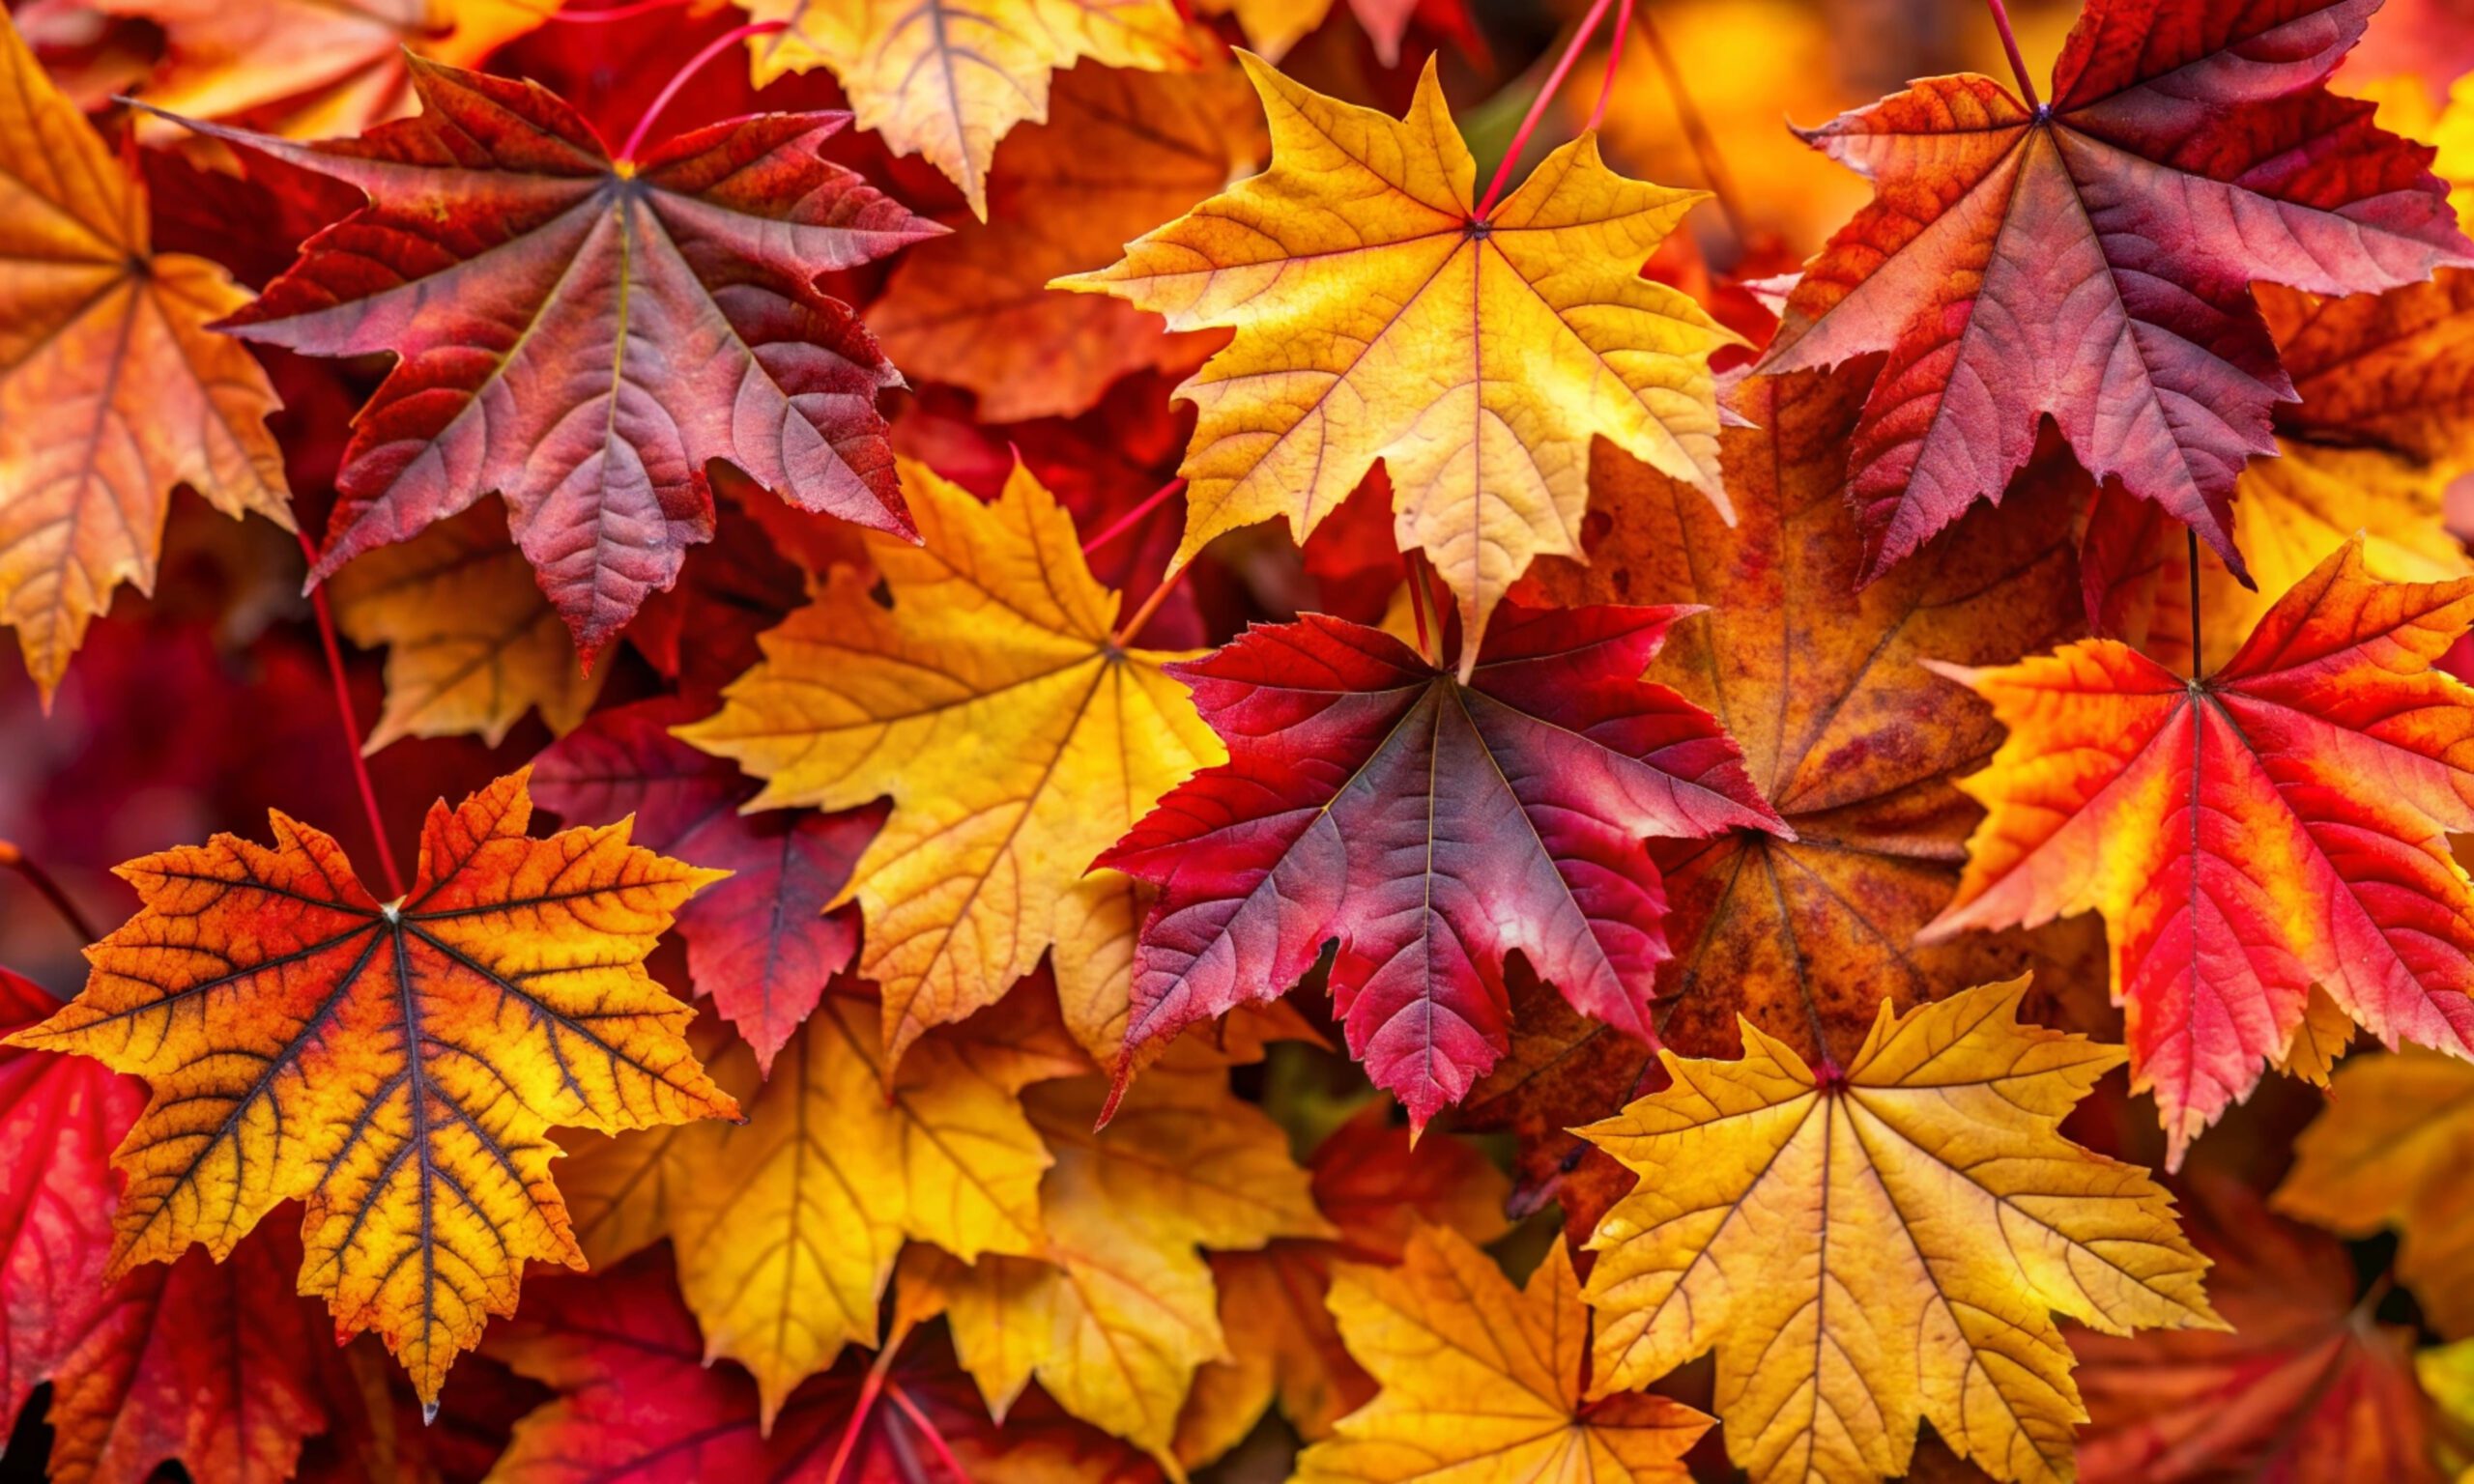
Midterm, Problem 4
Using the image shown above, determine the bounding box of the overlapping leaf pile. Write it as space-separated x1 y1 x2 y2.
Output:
6 0 2474 1479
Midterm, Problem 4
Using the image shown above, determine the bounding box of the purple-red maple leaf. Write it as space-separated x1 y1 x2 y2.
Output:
532 698 886 1073
1761 0 2474 584
155 57 937 655
1101 607 1784 1126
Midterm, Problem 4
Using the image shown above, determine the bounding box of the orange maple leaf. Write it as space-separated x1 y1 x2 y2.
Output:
0 10 291 702
1924 539 2474 1164
5 770 739 1407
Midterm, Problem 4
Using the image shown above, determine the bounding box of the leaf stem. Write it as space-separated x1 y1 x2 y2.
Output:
1984 0 2041 110
2186 527 2202 679
619 19 787 162
883 1382 973 1483
1475 0 1622 217
0 841 100 945
1635 2 1745 246
1584 0 1633 134
1110 561 1189 647
297 532 406 899
1403 556 1436 666
823 1328 908 1484
1080 477 1185 556
1416 549 1459 673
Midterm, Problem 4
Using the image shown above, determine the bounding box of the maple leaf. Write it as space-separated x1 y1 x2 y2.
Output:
330 505 604 754
736 0 1197 219
1581 979 2219 1484
43 1236 329 1484
678 457 1223 1067
1759 0 2474 584
872 64 1260 423
106 0 546 143
2273 1048 2474 1338
3 770 740 1406
0 10 292 702
1465 368 2092 1218
925 1056 1334 1459
2074 1179 2442 1484
1057 53 1738 663
151 57 939 657
1921 539 2474 1163
0 968 142 1440
1298 1227 1708 1484
487 1246 1160 1483
557 987 1086 1423
1100 602 1784 1127
533 698 886 1071
1174 1102 1510 1462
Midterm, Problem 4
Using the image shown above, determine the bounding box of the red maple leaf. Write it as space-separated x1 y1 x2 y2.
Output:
1101 607 1785 1127
152 57 938 655
1761 0 2474 584
0 968 141 1441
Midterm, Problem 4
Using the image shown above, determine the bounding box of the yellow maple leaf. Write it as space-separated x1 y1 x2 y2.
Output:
558 987 1088 1423
3 770 738 1406
2274 1049 2474 1340
929 1058 1334 1460
1057 53 1735 669
678 459 1223 1067
0 9 291 701
736 0 1196 218
1580 980 2219 1484
330 504 602 753
1297 1227 1709 1484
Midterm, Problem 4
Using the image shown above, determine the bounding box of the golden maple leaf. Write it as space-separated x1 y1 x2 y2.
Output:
0 10 291 701
330 504 601 753
736 0 1196 218
1580 980 2220 1484
1057 53 1736 670
1297 1227 1710 1484
678 458 1223 1067
922 1053 1334 1460
558 986 1088 1423
2274 1049 2474 1341
872 63 1262 423
3 770 738 1407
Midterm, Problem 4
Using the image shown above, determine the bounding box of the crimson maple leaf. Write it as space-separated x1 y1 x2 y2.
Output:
1761 0 2474 584
1 968 141 1440
150 57 938 654
1101 607 1785 1127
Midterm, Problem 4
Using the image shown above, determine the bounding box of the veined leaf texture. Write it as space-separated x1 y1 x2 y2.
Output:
3 0 2473 1479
